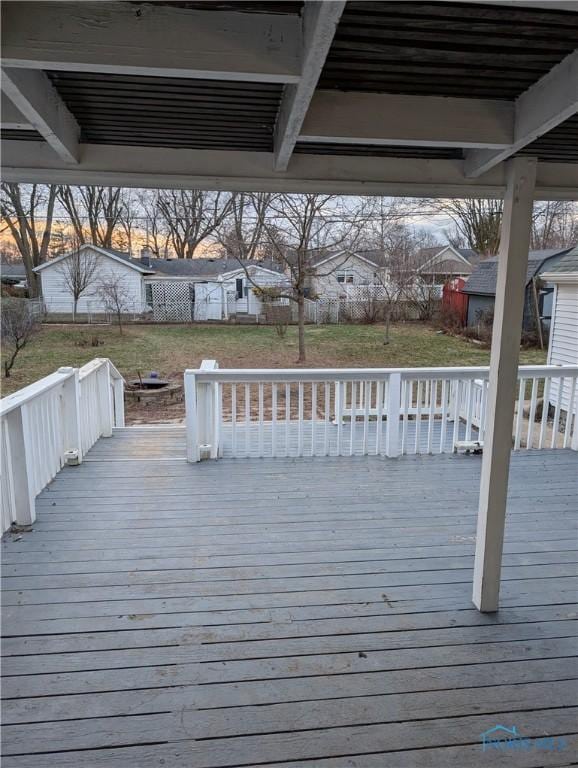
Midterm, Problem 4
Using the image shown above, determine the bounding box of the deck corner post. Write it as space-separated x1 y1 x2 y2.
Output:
58 366 83 463
473 156 537 613
4 406 36 526
185 371 200 462
112 377 125 428
386 372 401 458
96 359 114 438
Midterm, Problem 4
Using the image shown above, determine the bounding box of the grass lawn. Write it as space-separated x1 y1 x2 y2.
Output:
2 322 546 400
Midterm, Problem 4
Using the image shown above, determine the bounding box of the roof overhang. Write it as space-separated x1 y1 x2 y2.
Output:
2 1 577 199
33 243 154 274
541 271 578 283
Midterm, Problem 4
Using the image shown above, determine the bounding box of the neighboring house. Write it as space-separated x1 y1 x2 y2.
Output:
306 250 385 298
415 245 480 283
462 247 575 332
1 259 27 288
34 245 287 320
541 246 578 414
306 245 480 300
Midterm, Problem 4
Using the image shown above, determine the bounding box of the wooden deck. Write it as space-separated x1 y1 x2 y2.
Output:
2 426 577 767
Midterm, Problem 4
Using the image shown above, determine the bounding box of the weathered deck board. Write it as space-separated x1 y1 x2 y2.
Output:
2 427 577 767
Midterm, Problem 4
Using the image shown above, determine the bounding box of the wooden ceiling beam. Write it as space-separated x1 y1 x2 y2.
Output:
300 91 514 149
0 2 301 84
273 1 345 171
1 69 79 163
465 49 578 177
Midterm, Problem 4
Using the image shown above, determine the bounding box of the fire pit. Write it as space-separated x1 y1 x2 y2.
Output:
125 373 183 405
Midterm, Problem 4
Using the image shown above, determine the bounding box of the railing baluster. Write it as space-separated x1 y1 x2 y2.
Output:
439 379 448 453
285 383 291 457
563 377 576 449
465 378 474 441
231 384 237 458
427 379 436 454
478 379 488 444
415 380 422 454
298 382 304 456
527 377 538 449
551 376 564 449
311 382 317 456
271 383 277 458
363 381 370 455
376 380 384 455
514 377 525 450
245 383 251 457
452 380 461 449
258 382 264 457
324 382 330 457
401 379 409 455
337 381 343 455
539 377 550 449
349 380 357 456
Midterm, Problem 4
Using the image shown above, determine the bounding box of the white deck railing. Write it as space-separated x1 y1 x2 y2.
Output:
185 363 578 461
1 358 124 533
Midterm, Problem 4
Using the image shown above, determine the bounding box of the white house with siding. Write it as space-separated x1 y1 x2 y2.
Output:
34 245 287 320
542 246 578 414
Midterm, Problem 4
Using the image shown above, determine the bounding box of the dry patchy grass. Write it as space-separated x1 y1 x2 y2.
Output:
2 322 546 423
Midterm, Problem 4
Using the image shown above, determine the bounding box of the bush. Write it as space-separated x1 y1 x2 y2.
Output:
1 298 39 377
436 305 463 333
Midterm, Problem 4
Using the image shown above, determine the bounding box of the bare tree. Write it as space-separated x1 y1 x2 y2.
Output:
531 201 578 250
1 183 57 296
138 190 172 257
57 186 125 248
97 274 133 334
1 298 39 377
430 198 503 256
217 192 273 259
242 193 364 362
157 190 233 259
58 245 99 318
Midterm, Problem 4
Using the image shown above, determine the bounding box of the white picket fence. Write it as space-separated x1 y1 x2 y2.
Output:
185 363 578 461
0 358 124 534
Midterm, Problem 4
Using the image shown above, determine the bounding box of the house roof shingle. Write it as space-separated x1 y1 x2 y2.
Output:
540 245 578 275
462 247 575 295
138 256 284 278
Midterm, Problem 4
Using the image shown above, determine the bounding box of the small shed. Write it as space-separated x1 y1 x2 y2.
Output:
541 246 578 414
462 247 575 334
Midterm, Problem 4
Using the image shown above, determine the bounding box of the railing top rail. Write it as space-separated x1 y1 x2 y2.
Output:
186 364 578 384
78 358 125 383
0 369 74 417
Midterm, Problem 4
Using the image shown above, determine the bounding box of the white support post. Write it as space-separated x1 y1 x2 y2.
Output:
473 157 537 613
385 373 401 458
197 360 219 459
97 360 113 438
112 377 125 428
4 407 35 526
185 372 199 463
58 366 82 462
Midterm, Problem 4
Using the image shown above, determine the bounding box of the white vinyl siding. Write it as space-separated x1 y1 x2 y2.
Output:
547 282 578 413
312 254 379 298
40 248 145 314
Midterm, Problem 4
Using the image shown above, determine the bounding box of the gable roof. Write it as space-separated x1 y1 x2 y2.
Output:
416 244 480 273
462 247 575 295
540 245 578 279
139 257 284 278
34 244 155 274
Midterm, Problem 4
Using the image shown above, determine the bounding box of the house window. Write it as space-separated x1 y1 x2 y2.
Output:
336 269 354 284
235 278 244 299
145 284 153 306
